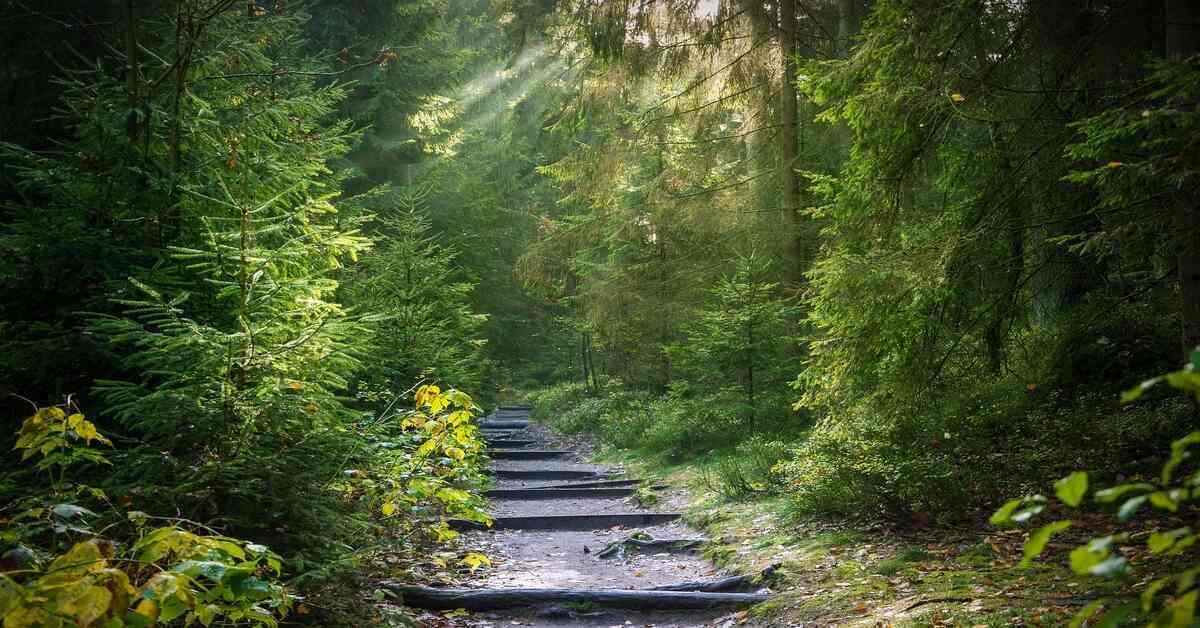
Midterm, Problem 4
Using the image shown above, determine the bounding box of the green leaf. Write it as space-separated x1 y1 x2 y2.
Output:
1020 520 1071 567
1070 599 1106 628
1095 601 1136 628
1122 376 1162 403
172 560 228 581
1153 590 1197 627
1069 545 1107 575
1149 491 1180 512
1089 555 1128 578
1143 578 1169 611
990 499 1022 526
1055 472 1088 507
1177 567 1199 595
1163 432 1200 485
1094 483 1154 504
1118 495 1148 521
1148 528 1191 554
992 495 1048 526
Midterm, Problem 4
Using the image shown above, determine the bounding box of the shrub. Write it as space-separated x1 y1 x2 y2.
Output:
700 437 794 500
3 405 292 627
993 349 1200 626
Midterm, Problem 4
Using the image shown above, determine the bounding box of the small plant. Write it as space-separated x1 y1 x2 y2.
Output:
373 384 491 542
993 349 1200 627
3 403 293 627
15 403 111 484
632 485 661 508
701 438 790 500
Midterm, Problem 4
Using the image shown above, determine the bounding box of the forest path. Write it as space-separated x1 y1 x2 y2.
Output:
402 406 772 627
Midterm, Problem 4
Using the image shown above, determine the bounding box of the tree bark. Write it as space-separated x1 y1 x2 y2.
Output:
649 564 777 592
381 585 770 611
125 0 138 106
837 0 859 57
779 0 804 280
1166 0 1200 359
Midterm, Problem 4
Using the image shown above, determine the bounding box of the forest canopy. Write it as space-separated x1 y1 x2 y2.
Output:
2 0 1199 626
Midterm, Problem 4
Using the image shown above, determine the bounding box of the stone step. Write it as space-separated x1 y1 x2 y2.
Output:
540 478 643 489
484 487 637 499
477 420 530 430
450 513 681 531
489 449 572 460
485 439 535 448
487 469 611 481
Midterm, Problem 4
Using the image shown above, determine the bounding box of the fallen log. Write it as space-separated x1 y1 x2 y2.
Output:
382 584 770 611
487 469 609 481
597 535 705 559
489 449 572 460
449 512 681 531
649 565 778 593
484 487 637 499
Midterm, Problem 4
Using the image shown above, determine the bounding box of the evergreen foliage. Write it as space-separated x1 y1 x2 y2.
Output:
3 0 1200 624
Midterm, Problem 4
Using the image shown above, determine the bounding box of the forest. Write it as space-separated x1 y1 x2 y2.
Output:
1 0 1199 626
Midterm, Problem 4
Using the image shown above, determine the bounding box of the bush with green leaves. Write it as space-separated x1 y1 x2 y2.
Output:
370 384 491 543
993 349 1200 626
3 404 293 627
530 380 787 462
700 437 794 500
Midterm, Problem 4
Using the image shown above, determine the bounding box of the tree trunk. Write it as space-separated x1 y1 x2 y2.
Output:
779 0 804 281
738 0 772 211
1166 0 1200 359
837 0 859 57
381 585 770 611
125 0 138 106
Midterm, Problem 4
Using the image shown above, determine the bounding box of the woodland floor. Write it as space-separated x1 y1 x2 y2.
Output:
403 412 765 627
397 411 1160 627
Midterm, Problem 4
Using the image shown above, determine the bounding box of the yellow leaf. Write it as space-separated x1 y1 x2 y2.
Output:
56 584 112 626
134 599 159 622
1106 161 1123 168
416 439 438 457
415 385 441 408
76 420 100 445
458 552 491 572
48 541 106 577
950 92 965 102
430 399 450 415
444 447 466 461
381 502 397 516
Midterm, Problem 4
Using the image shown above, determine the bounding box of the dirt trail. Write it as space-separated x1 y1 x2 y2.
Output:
409 408 771 627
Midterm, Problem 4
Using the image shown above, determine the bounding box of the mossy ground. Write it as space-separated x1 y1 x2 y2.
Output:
597 448 1139 627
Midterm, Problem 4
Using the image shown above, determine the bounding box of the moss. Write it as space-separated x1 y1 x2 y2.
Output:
557 419 1139 628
